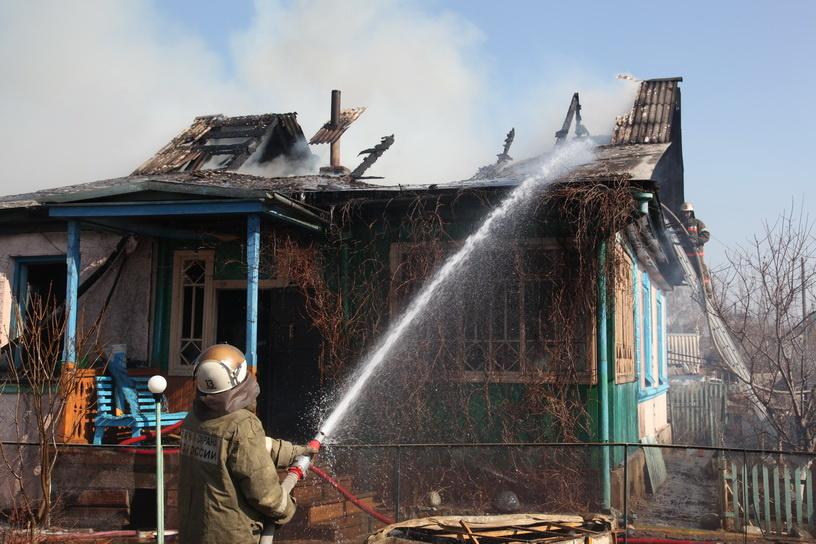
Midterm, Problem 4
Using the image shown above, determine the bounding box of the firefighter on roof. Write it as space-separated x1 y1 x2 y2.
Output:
680 201 712 289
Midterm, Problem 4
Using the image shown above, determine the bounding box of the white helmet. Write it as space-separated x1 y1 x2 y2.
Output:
680 201 694 212
193 344 248 394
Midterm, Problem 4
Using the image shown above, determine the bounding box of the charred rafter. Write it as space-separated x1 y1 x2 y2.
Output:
351 135 395 179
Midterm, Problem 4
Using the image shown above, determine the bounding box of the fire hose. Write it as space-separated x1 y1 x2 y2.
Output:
260 431 325 543
259 430 395 541
119 427 394 540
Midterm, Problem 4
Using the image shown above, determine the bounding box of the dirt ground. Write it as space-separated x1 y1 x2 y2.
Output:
630 448 721 529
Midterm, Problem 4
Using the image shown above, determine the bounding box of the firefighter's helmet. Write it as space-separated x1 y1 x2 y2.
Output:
193 344 248 394
680 201 694 212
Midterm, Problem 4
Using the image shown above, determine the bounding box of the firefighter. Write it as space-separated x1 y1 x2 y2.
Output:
178 344 316 543
680 201 711 289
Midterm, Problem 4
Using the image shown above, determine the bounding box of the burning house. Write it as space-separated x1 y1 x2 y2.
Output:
0 79 686 537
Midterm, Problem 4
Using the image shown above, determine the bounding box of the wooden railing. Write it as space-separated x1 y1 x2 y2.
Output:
56 365 99 444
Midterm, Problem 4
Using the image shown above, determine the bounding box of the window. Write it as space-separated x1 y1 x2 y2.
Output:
389 241 596 383
3 256 66 374
641 273 655 387
633 265 641 384
9 256 67 340
168 251 214 375
656 292 667 386
614 248 636 383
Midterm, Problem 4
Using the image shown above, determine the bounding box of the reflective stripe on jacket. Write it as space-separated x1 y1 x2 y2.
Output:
685 217 710 257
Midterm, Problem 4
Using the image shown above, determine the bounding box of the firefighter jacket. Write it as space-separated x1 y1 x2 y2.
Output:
684 217 710 247
178 375 308 544
682 216 710 265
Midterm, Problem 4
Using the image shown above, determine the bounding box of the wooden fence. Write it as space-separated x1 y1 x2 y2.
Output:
722 458 814 533
668 381 726 446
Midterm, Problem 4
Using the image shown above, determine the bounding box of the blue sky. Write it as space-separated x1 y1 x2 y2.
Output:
1 1 813 268
154 0 816 267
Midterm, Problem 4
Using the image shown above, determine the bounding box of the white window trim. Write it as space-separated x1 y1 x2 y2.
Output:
168 250 215 376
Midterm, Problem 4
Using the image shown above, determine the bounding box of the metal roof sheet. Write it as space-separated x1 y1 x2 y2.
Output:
309 107 366 144
611 78 681 145
668 333 702 366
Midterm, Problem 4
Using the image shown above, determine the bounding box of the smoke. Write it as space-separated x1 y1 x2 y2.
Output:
0 0 637 194
0 1 250 193
239 138 320 178
510 74 640 159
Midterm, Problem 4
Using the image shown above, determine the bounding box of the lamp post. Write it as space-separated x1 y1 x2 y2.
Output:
147 375 167 544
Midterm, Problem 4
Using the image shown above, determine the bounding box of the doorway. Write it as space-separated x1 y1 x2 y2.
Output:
215 287 321 441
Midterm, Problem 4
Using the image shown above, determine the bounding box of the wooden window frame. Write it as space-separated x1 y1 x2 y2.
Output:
168 250 215 376
388 239 597 384
641 272 656 387
614 247 636 383
656 291 667 386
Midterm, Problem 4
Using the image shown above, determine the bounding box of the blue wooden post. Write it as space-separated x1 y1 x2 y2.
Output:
63 221 80 364
245 215 260 370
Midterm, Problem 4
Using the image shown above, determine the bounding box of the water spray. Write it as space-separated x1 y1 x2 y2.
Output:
261 140 594 542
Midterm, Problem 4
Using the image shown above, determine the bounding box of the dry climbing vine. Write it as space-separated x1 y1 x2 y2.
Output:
263 178 635 513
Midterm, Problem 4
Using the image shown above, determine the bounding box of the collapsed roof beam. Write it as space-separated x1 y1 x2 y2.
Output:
555 92 589 146
351 134 395 178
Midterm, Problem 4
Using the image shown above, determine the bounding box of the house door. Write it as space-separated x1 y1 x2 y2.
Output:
214 287 321 442
260 288 321 442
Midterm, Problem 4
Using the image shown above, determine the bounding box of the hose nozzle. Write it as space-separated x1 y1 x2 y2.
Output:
283 431 325 492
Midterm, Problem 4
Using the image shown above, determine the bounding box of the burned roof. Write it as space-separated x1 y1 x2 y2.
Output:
455 143 671 189
0 171 379 210
132 113 308 175
0 76 686 212
611 77 682 145
0 143 672 212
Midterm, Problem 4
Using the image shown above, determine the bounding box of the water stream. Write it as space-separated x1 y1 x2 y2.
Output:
319 140 594 439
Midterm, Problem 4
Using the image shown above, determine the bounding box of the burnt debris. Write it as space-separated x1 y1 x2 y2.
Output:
470 128 516 180
351 134 395 179
132 113 309 175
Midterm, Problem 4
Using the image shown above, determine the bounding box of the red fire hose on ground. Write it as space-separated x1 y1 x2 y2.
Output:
310 464 395 525
118 425 396 526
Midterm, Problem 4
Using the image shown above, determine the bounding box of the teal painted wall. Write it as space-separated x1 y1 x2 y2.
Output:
147 206 641 450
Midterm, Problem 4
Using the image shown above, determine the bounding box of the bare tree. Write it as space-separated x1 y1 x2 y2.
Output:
0 292 102 534
713 206 816 449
